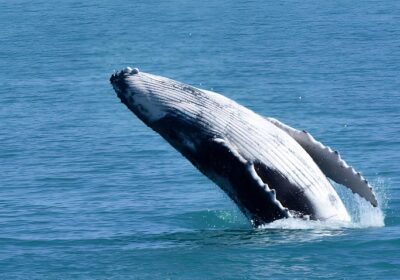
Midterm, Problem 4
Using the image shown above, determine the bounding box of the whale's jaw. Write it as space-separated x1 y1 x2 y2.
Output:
109 68 357 226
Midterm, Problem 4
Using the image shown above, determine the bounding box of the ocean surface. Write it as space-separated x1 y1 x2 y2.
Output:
1 0 399 279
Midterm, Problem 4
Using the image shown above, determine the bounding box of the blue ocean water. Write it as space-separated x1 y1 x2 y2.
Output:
1 0 399 278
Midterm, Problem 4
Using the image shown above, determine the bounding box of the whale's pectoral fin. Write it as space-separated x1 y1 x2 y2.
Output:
206 138 291 224
266 117 378 207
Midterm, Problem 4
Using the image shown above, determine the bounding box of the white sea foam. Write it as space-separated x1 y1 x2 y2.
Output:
258 178 386 230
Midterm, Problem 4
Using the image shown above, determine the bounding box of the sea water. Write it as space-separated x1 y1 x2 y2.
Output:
0 0 399 279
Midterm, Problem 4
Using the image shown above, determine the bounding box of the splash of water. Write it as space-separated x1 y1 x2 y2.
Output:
258 178 386 230
343 177 386 228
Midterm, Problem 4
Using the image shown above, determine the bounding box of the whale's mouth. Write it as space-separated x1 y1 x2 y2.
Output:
110 67 140 104
109 67 168 124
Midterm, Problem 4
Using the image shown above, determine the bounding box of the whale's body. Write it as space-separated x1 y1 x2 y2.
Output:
110 67 377 226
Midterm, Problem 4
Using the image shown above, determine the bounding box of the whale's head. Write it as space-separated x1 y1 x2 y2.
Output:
110 67 211 154
110 67 172 125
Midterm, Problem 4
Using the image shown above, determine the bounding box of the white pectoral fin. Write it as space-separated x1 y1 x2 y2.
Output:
267 117 378 207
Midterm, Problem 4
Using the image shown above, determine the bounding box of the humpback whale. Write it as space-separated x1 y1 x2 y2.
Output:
109 67 377 226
